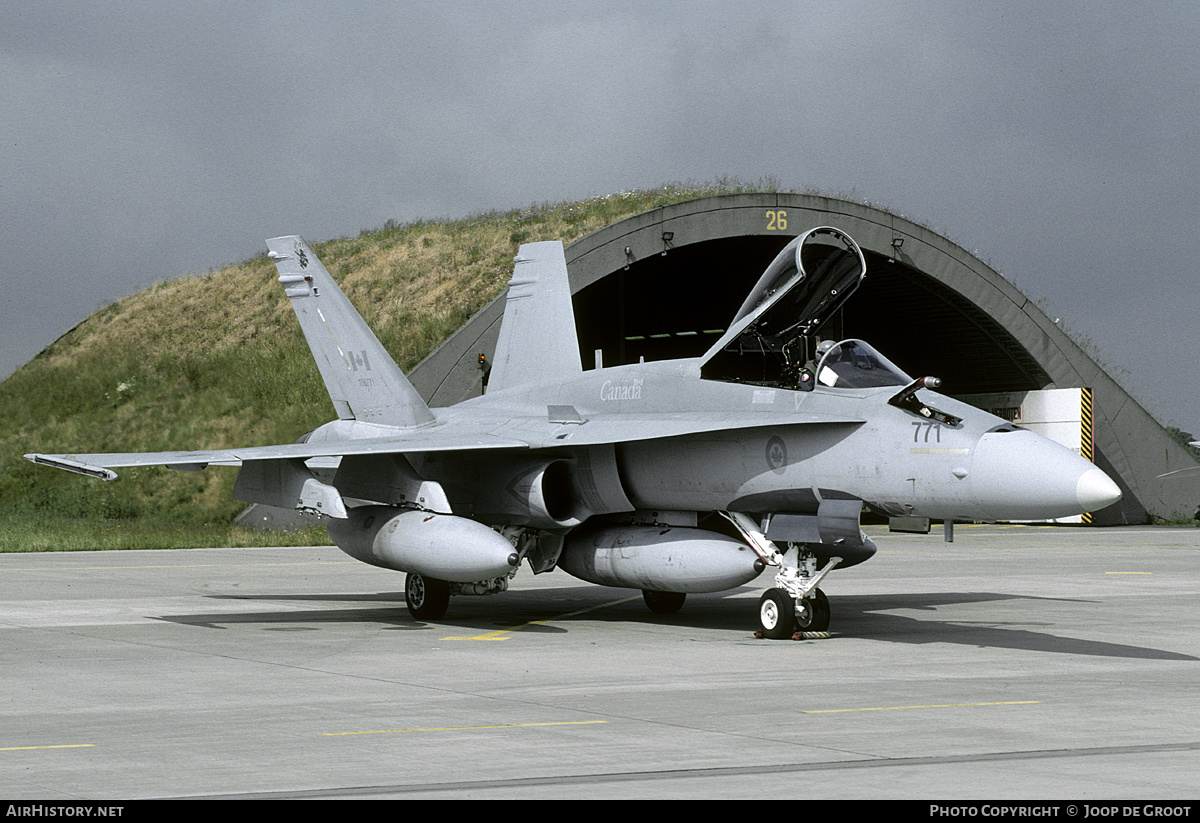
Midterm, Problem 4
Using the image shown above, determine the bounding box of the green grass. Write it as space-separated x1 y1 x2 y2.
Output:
0 512 331 552
1 180 785 552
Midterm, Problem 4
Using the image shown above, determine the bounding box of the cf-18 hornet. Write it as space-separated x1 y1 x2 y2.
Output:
27 227 1122 637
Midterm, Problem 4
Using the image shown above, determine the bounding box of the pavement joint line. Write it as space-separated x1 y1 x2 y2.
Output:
799 700 1043 713
443 594 643 640
189 740 1200 800
323 720 608 736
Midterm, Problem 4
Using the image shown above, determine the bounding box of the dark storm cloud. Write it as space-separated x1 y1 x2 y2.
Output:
2 1 1197 433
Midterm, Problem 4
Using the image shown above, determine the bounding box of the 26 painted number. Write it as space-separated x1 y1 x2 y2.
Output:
766 210 787 230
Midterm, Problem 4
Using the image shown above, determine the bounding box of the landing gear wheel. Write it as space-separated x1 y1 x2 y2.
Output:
405 573 450 620
795 587 830 632
642 590 686 614
758 588 796 639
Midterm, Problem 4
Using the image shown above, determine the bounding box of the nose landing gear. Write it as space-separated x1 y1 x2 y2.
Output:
720 511 841 639
758 586 830 639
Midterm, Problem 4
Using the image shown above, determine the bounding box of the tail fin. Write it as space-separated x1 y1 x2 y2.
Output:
488 241 583 392
266 236 435 428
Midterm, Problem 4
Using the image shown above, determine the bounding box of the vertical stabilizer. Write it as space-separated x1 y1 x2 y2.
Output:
488 241 582 392
266 236 436 428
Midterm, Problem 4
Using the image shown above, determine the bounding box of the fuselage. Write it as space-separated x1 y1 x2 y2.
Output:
310 349 1121 527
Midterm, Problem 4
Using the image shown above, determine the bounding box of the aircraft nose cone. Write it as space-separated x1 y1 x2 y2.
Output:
972 431 1122 520
1076 466 1122 511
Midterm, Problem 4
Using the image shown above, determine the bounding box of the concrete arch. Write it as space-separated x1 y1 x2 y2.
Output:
409 193 1197 524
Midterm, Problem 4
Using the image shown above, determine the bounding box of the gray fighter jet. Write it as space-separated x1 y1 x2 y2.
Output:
27 227 1121 637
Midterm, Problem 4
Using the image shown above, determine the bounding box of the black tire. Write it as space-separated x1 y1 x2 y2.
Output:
405 573 450 620
795 588 830 632
642 590 687 614
758 588 796 639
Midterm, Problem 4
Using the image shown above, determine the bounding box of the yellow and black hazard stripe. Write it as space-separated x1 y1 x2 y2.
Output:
1081 387 1095 524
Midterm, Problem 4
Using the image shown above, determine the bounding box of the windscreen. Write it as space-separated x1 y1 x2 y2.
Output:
815 339 911 388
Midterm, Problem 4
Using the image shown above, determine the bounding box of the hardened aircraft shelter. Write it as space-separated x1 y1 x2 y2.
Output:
409 193 1197 526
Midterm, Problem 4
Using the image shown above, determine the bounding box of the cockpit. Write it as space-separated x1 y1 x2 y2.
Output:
813 339 910 389
698 228 960 426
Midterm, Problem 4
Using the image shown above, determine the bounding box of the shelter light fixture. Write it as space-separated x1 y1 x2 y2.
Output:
661 230 674 256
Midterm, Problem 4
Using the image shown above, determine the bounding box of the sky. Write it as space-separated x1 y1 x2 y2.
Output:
3 1 1198 434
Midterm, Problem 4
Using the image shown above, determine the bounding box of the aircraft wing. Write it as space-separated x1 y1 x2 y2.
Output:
24 427 531 481
26 411 861 481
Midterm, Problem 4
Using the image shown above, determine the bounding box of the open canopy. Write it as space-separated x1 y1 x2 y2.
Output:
701 227 866 386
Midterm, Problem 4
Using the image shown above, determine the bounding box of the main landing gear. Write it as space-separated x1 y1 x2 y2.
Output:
642 589 687 614
403 570 515 621
405 573 450 620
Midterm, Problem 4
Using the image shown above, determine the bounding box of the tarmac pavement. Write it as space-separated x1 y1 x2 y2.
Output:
0 524 1197 799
